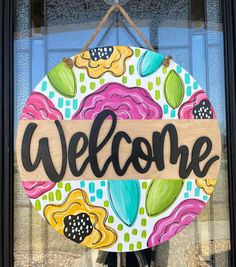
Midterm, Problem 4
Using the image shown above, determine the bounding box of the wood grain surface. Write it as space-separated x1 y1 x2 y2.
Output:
16 119 221 181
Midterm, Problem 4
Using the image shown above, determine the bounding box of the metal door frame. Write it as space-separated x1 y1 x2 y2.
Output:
1 0 236 266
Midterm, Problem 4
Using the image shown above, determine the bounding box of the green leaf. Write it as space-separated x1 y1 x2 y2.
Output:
146 179 184 217
164 70 185 109
47 62 77 98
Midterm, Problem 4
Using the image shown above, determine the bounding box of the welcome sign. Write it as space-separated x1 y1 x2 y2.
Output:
16 46 221 252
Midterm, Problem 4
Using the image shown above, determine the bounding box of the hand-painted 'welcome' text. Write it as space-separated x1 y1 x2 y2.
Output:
16 110 221 182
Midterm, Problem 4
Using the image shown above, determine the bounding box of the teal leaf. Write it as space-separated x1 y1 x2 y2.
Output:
138 51 164 77
164 70 185 109
47 62 77 98
108 180 140 226
146 179 183 217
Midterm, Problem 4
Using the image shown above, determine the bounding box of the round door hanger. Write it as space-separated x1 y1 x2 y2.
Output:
16 46 221 252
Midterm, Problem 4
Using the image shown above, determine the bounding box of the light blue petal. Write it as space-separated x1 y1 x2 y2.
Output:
138 51 164 77
108 180 140 226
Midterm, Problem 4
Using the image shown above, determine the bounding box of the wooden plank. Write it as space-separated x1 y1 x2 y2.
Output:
16 119 221 181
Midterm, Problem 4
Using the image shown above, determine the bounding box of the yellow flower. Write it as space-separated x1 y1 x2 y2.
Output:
195 179 217 195
74 46 133 78
44 189 117 249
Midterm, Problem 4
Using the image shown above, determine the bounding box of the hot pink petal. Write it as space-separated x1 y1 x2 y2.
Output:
72 82 163 120
20 92 63 120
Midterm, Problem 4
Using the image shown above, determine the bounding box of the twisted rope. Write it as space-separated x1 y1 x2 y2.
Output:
82 3 154 52
64 3 172 68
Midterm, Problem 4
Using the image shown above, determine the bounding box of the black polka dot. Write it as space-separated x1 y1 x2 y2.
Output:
89 46 114 61
193 100 213 119
63 213 93 243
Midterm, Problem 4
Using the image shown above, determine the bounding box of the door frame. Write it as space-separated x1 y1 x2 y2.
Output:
223 0 236 265
0 0 14 266
0 0 236 266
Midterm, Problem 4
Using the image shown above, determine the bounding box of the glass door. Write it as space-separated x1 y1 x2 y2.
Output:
14 0 230 266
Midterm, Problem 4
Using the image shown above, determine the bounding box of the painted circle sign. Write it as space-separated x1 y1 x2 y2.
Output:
16 46 221 252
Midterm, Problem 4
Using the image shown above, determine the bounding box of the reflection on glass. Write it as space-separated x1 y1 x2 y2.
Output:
14 0 230 266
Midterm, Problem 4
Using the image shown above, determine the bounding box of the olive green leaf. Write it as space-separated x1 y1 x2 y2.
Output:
164 70 185 109
47 62 77 98
146 179 184 217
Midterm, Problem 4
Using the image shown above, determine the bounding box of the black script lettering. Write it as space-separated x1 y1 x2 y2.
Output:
132 137 153 173
68 132 89 176
188 137 219 178
89 110 116 177
20 110 220 181
21 121 67 183
152 124 219 179
152 124 190 175
112 131 132 175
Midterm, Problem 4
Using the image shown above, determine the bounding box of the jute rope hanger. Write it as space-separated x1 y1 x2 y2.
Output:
81 3 154 52
64 3 172 67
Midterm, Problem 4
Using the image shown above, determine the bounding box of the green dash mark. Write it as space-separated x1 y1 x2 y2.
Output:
57 182 63 188
80 85 86 93
129 65 134 75
56 190 62 201
108 216 114 223
135 48 141 57
132 229 138 235
141 230 147 238
96 189 103 199
100 78 105 85
42 195 47 200
137 242 142 249
80 73 85 82
148 82 153 91
118 224 123 231
117 243 123 252
124 233 130 242
155 90 160 100
35 200 41 211
162 67 167 74
136 79 141 86
104 200 109 207
142 182 147 189
100 181 105 186
89 182 95 193
141 218 146 226
139 207 144 215
65 183 71 192
122 76 127 84
156 77 161 86
90 82 96 90
41 81 47 91
49 91 54 98
129 244 134 251
73 99 78 110
90 196 95 202
49 192 54 202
